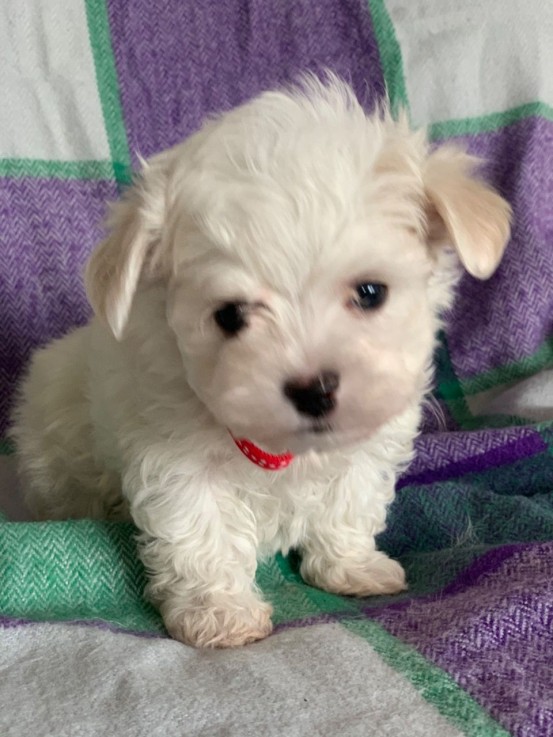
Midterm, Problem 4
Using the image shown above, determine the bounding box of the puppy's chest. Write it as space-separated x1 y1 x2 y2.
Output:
243 471 333 555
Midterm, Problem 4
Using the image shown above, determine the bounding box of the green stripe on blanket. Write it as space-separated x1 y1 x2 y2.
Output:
0 515 512 736
0 520 163 633
84 0 132 184
429 102 553 140
0 159 117 181
0 518 497 634
342 619 510 737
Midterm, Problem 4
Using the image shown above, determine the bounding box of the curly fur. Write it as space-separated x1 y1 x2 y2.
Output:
11 76 511 648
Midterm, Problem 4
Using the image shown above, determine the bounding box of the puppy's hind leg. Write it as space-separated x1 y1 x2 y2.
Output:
11 329 125 521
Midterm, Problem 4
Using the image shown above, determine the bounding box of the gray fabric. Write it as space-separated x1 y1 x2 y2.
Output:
0 622 463 737
466 369 553 422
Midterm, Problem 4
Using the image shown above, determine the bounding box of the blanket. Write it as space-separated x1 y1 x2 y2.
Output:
1 1 552 736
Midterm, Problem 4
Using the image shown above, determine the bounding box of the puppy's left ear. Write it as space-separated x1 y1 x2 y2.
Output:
424 146 512 279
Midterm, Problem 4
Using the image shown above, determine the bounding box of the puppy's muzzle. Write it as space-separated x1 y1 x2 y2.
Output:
283 371 339 418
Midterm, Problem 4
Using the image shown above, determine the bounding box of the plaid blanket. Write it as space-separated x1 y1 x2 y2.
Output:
1 2 552 736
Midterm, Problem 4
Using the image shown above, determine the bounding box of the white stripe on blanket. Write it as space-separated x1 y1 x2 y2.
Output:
386 0 553 125
0 0 110 160
0 621 464 737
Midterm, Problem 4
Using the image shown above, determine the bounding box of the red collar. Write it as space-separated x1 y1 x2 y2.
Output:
231 435 294 471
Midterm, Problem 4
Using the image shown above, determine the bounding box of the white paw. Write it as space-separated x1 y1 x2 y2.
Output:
162 596 273 648
301 551 407 597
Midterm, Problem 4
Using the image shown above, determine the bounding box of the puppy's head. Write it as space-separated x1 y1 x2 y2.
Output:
86 77 511 454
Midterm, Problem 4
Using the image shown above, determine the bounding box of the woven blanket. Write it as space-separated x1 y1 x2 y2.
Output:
1 2 553 736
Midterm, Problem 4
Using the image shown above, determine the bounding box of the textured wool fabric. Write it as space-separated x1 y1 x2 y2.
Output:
385 0 553 126
0 0 110 161
0 623 470 737
1 1 553 736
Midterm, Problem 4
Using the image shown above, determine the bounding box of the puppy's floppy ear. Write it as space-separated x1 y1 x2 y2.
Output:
85 153 170 339
424 146 512 279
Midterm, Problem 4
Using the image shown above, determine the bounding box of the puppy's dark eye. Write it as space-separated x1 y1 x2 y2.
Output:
352 282 388 311
213 302 247 336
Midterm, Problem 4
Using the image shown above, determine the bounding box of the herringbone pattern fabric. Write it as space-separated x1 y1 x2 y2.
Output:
0 519 162 632
1 2 553 736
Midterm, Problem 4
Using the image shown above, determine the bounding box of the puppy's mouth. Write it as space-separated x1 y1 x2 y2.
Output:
300 422 333 435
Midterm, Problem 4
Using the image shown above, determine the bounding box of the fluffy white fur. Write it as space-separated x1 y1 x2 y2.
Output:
11 77 511 648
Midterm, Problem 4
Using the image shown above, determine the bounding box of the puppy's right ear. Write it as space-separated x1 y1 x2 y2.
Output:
85 153 170 339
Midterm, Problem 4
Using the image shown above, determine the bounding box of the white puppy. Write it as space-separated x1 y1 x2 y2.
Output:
12 77 511 648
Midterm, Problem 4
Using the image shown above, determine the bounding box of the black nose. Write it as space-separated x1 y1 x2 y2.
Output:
283 371 340 418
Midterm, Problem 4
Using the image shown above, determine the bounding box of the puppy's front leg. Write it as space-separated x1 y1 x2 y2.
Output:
299 468 406 597
126 455 272 648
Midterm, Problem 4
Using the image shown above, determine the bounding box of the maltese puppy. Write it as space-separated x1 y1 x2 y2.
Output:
12 77 511 647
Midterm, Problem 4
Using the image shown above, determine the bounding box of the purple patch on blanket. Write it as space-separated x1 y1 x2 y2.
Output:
105 0 385 161
366 542 553 737
404 426 547 485
0 178 118 435
442 116 553 380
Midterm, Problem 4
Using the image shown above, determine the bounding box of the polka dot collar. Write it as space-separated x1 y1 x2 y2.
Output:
231 435 294 471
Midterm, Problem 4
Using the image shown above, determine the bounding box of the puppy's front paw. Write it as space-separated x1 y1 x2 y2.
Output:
162 596 273 648
301 551 406 597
